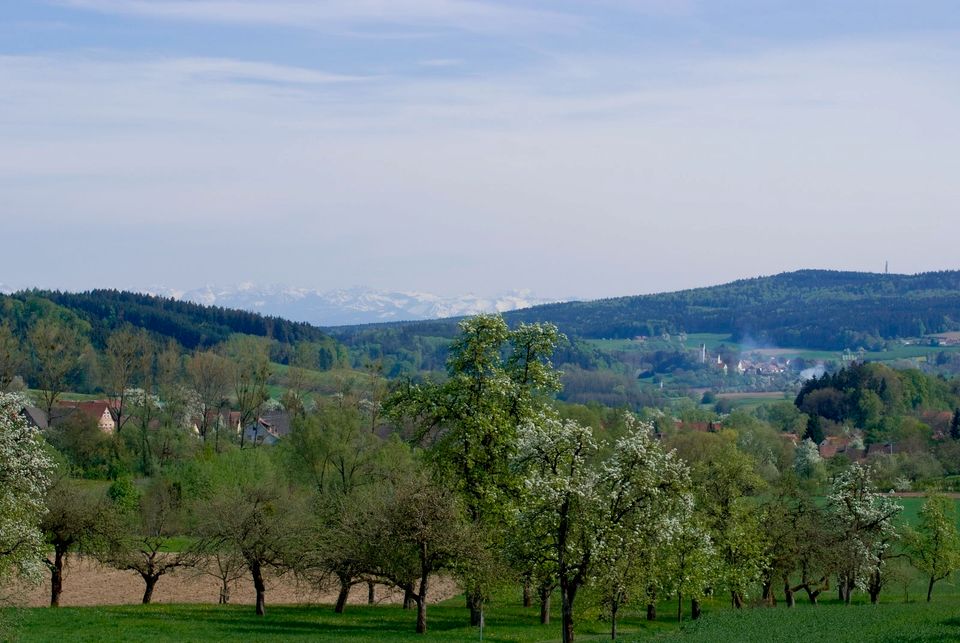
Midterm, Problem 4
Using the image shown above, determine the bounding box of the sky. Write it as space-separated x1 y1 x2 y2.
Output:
2 1 960 299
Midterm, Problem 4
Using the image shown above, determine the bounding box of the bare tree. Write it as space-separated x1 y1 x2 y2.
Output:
104 326 150 433
225 337 271 448
185 350 231 444
28 319 88 421
101 479 197 604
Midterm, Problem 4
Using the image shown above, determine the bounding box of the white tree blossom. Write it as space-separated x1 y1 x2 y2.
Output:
793 438 823 479
514 412 690 643
827 463 901 603
0 393 55 584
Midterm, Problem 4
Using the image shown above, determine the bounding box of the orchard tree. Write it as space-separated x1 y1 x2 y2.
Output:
191 450 304 616
386 314 564 625
40 477 110 607
514 413 689 643
905 493 960 602
693 443 768 608
793 439 825 481
826 463 901 604
760 476 832 607
289 405 409 612
0 394 54 584
102 479 197 604
661 518 717 623
358 474 479 634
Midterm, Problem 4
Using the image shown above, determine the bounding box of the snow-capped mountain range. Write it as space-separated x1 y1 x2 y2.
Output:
146 284 558 327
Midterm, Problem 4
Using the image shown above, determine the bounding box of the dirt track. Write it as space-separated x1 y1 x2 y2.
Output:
9 556 457 608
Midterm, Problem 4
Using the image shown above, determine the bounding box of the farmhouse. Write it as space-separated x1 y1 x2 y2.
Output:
56 400 118 433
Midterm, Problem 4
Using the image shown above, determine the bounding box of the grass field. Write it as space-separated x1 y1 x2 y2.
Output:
678 601 960 642
6 598 683 642
10 592 960 642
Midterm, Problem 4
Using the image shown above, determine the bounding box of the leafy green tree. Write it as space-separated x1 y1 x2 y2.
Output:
760 475 832 606
288 404 410 613
905 493 960 602
0 394 54 585
0 324 24 392
692 442 767 608
386 314 563 625
191 450 304 616
352 473 479 634
40 477 111 607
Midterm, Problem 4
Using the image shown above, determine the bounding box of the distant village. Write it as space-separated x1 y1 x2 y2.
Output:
20 400 291 447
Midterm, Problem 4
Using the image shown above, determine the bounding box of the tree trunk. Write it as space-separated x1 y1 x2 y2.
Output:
691 598 701 620
220 577 231 605
334 574 351 614
403 587 414 610
539 585 551 624
523 578 532 608
784 578 795 608
251 562 266 616
927 575 935 603
610 600 618 640
142 574 159 604
467 590 483 627
646 601 657 621
731 591 744 609
367 580 375 605
560 582 577 643
761 578 775 606
677 590 683 623
416 573 429 634
49 548 65 608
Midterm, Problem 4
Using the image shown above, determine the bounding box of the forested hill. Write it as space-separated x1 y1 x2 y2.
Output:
503 270 960 349
1 289 332 350
331 270 960 353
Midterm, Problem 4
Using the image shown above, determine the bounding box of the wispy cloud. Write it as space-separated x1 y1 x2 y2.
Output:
4 29 960 293
55 0 580 35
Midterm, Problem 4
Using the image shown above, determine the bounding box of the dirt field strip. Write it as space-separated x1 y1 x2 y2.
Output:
9 556 458 608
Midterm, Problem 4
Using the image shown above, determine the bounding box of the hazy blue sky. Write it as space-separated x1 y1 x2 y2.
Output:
3 1 960 298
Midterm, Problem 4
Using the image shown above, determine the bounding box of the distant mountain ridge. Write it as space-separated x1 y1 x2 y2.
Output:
146 284 558 327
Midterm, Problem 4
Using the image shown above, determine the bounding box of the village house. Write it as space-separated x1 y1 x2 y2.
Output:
56 400 118 433
242 411 292 447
